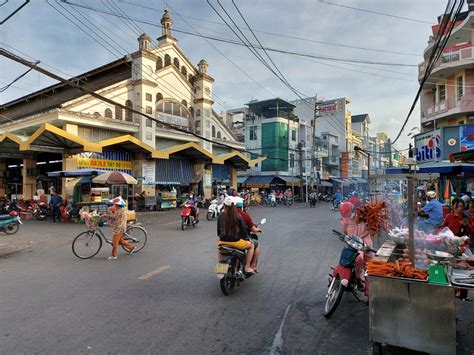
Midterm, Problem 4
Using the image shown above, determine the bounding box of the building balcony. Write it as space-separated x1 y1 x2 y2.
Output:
418 46 474 80
421 94 474 123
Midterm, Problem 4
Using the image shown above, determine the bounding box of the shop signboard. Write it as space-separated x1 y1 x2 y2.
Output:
77 151 132 174
460 124 474 151
415 130 441 163
319 100 337 112
157 112 189 128
341 152 349 179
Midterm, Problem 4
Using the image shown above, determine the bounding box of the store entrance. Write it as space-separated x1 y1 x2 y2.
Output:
35 153 63 194
5 158 23 200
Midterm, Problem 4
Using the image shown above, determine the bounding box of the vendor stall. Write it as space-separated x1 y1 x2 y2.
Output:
365 174 473 354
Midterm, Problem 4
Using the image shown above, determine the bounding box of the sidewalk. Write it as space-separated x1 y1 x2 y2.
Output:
0 209 182 258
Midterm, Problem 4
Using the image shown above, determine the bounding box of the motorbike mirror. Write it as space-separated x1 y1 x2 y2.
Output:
260 218 267 225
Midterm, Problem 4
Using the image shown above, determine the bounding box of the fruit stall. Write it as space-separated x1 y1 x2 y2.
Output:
364 173 473 354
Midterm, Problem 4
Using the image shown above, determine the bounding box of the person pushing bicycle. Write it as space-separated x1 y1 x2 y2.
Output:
107 196 135 260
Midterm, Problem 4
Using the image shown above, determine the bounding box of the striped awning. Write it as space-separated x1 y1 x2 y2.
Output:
156 158 195 185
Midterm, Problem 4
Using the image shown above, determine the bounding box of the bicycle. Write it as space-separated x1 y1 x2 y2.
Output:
72 216 148 259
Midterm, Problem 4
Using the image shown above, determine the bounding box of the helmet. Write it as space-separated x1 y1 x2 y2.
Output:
426 191 436 199
234 197 244 208
461 194 471 204
352 191 358 196
224 196 236 206
336 189 341 193
340 202 354 218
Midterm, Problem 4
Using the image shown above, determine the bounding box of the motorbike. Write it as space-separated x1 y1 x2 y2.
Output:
309 193 318 207
206 199 224 221
0 211 22 235
216 218 266 295
332 198 342 210
181 203 198 230
269 194 277 207
32 202 49 221
323 229 376 318
284 196 293 207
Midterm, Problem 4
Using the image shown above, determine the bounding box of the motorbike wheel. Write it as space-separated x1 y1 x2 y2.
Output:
38 213 48 221
323 276 344 318
181 217 187 231
220 269 235 296
206 212 213 221
3 222 19 235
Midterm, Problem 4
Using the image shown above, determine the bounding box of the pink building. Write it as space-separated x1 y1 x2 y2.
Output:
419 1 474 131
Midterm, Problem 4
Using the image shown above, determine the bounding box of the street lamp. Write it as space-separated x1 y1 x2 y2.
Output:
354 145 371 179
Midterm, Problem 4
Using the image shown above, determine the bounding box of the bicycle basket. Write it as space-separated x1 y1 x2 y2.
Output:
339 247 359 268
85 216 103 230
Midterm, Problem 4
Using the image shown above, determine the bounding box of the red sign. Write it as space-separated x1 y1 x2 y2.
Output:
320 101 337 112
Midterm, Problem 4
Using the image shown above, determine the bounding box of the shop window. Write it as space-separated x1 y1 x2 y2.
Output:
125 100 134 122
156 92 163 102
156 57 163 70
173 57 180 68
181 66 187 76
146 93 152 102
115 105 123 120
164 54 171 66
146 106 152 114
104 108 113 118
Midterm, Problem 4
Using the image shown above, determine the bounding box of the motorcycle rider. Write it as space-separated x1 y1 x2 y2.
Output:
235 197 262 272
339 202 373 292
333 189 343 208
217 196 255 274
183 192 199 223
284 188 293 205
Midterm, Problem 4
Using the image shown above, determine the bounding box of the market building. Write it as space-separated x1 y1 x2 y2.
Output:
0 10 258 205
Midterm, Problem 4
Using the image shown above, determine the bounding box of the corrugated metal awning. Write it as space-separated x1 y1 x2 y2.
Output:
156 158 195 185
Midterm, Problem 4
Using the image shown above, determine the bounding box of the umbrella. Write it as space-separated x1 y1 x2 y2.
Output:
444 179 451 200
92 171 138 185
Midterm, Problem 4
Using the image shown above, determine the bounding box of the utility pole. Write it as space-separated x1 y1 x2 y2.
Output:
388 138 393 167
298 142 303 202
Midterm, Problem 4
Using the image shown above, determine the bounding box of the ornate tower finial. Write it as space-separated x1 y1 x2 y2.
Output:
161 9 173 37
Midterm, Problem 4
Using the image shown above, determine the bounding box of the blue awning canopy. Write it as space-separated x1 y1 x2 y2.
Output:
417 161 474 174
331 178 351 186
156 158 195 186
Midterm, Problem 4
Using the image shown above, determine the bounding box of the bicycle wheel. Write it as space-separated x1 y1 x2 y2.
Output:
122 225 147 253
72 231 102 259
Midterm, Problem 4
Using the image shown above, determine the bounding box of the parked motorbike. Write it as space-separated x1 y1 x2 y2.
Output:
181 203 198 230
323 229 376 318
309 192 318 207
216 218 266 295
32 202 49 221
0 211 22 235
206 199 224 221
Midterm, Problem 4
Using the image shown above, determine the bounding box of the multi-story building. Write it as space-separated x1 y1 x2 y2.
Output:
350 114 371 177
416 2 474 166
0 10 253 200
224 107 248 143
242 98 305 188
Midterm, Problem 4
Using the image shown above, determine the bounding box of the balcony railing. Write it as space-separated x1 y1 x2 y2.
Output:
419 46 473 77
421 94 474 121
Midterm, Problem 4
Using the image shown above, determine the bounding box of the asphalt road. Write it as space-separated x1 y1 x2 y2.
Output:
1 204 473 354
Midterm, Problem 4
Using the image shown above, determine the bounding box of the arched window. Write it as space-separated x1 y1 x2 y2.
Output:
181 99 187 107
173 57 179 68
181 66 187 76
189 107 194 117
212 125 216 138
155 99 192 125
164 54 171 66
125 100 133 122
104 108 113 118
93 112 101 116
217 131 222 139
156 93 163 102
156 57 163 70
115 105 123 120
188 74 193 83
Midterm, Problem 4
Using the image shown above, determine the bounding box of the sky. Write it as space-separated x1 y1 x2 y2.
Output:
0 0 460 150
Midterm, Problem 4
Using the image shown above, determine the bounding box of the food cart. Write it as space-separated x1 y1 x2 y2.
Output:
365 173 473 354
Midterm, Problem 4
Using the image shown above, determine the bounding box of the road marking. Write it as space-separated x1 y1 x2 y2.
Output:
269 304 291 355
138 265 171 280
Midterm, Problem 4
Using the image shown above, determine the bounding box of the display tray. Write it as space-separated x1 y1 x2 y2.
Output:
367 273 428 283
448 268 474 289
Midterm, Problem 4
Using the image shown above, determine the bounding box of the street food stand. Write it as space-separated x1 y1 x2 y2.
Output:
365 173 473 354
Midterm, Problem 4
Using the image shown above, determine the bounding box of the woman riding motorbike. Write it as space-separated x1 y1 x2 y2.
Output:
235 197 261 272
217 196 255 274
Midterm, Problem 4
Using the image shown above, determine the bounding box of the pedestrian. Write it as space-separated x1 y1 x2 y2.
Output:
107 196 135 260
49 191 63 222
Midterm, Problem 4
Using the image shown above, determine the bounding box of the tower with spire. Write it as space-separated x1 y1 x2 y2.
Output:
158 9 177 45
